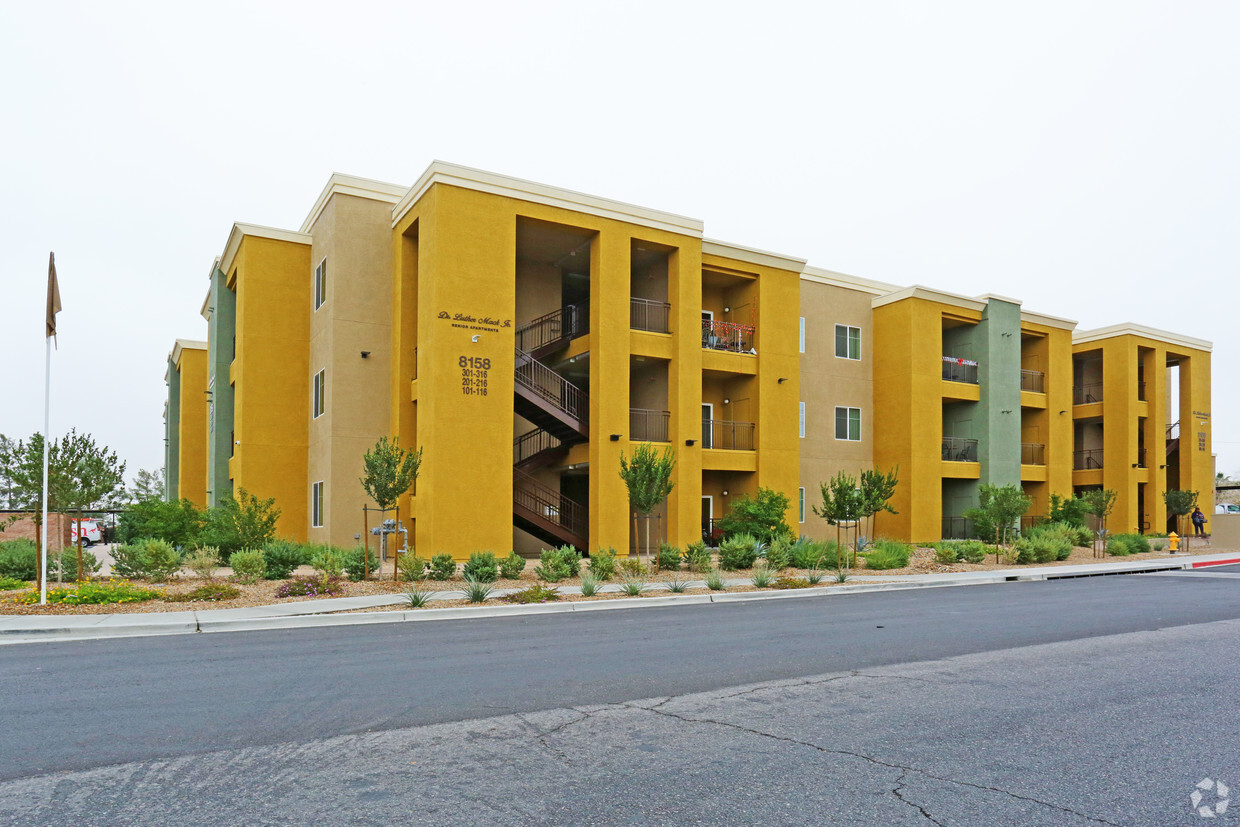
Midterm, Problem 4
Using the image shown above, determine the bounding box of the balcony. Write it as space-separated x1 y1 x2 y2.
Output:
1020 369 1045 393
1021 443 1046 465
702 320 755 354
942 516 973 540
702 419 754 450
942 437 979 462
629 408 670 443
1074 448 1103 470
942 356 979 384
630 298 670 334
1073 382 1102 405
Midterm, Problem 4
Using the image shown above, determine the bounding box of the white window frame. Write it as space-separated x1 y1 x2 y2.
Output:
314 258 327 311
799 317 805 354
311 481 324 527
313 369 326 419
798 487 805 523
834 406 862 441
835 324 861 361
799 401 806 438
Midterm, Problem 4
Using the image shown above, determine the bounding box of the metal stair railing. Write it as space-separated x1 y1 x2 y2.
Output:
513 468 586 539
515 347 587 426
514 428 563 466
514 302 589 354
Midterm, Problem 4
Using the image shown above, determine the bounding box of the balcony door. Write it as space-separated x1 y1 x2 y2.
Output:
702 403 713 449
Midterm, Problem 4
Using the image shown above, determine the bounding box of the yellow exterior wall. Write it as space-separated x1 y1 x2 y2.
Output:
229 236 311 541
175 346 209 508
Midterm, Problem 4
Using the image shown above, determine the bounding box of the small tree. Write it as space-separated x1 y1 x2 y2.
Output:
1164 489 1198 550
964 483 1031 555
814 471 865 570
1080 488 1118 557
127 467 167 503
359 436 422 580
618 443 676 566
859 466 899 546
202 488 281 560
118 497 204 546
715 487 792 545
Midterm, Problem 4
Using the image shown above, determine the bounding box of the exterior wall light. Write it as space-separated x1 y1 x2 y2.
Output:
685 439 696 446
610 434 622 441
361 351 370 358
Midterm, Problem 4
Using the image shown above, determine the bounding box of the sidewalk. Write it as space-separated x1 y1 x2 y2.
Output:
3 550 1238 646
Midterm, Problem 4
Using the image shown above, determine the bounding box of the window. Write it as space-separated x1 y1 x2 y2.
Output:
798 487 805 523
799 402 806 438
835 406 861 441
311 481 324 527
314 258 327 311
799 317 805 353
313 369 325 418
835 324 861 360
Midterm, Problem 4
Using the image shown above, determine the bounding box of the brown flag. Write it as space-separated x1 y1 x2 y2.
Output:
46 252 61 342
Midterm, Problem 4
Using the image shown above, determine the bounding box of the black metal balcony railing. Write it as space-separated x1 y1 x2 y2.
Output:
942 437 979 462
1021 443 1046 465
629 408 670 443
702 320 756 353
1074 448 1104 470
630 298 670 334
1073 382 1103 405
942 357 979 384
1020 369 1045 393
942 516 973 540
702 419 755 450
515 302 588 353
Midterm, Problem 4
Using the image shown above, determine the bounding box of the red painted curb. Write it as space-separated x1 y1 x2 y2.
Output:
1191 558 1240 569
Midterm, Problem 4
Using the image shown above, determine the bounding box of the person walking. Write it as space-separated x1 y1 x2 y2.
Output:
1191 507 1208 537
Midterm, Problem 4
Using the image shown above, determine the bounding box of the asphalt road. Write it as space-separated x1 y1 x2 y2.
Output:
2 573 1239 824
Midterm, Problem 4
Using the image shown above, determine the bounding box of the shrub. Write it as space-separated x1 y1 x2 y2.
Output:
935 539 988 564
804 569 826 585
499 552 526 580
262 540 307 580
718 533 759 571
656 543 682 571
117 498 203 547
789 537 834 570
429 553 457 581
1105 536 1130 557
716 487 793 544
462 577 495 603
1152 539 1166 551
776 576 812 589
14 580 162 606
1114 533 1151 555
0 539 37 581
342 547 379 581
863 540 911 570
751 564 774 587
404 585 433 608
0 575 28 590
1014 533 1067 564
535 546 580 582
113 539 183 582
933 545 958 566
165 583 242 602
200 488 281 560
618 557 648 577
310 547 348 580
705 568 726 591
665 576 688 593
399 553 428 581
588 547 617 580
1073 526 1094 547
463 552 499 583
579 573 599 597
229 549 266 584
184 546 221 580
683 541 711 573
1048 493 1089 528
503 584 561 604
619 576 646 596
764 537 791 570
48 549 101 582
277 577 342 598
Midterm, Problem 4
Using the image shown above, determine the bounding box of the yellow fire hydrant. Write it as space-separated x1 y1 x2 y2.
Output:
1169 532 1179 554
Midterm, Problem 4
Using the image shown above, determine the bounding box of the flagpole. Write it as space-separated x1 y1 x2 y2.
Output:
40 335 51 605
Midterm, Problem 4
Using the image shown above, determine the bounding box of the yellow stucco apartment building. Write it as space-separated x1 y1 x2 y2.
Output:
164 162 1214 556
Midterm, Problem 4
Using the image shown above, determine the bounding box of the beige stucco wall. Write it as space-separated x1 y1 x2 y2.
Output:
798 278 876 537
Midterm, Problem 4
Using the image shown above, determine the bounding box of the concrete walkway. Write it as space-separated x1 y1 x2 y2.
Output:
4 550 1239 646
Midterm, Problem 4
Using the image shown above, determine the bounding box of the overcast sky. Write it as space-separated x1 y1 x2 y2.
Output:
2 1 1236 483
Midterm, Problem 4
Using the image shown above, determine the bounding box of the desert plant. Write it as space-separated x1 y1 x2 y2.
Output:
429 553 456 581
751 564 774 587
863 539 911 570
618 557 648 577
229 549 266 584
579 572 599 597
717 487 793 544
805 568 825 585
14 580 160 606
498 551 526 580
463 551 499 583
48 548 101 582
656 543 682 572
262 539 307 580
775 576 811 589
1152 539 1166 551
764 536 791 570
933 545 958 566
683 541 711 573
342 547 379 581
834 569 850 583
113 538 182 582
535 546 580 582
277 577 342 598
718 533 759 571
588 547 617 580
399 553 429 581
165 583 242 602
184 546 221 580
705 568 726 591
462 576 495 603
502 584 561 604
665 576 689 593
404 585 433 608
619 576 646 596
788 536 832 570
310 547 348 580
0 576 28 590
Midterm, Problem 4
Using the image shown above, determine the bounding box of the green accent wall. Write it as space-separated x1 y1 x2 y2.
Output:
206 267 236 507
166 358 180 501
978 298 1022 489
